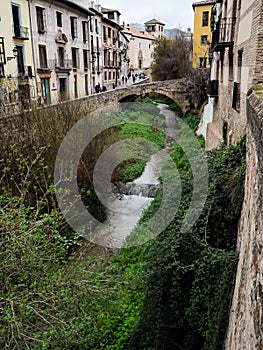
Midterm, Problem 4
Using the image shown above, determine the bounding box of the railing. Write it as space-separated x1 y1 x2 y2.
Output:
211 17 236 51
48 59 72 70
13 26 29 40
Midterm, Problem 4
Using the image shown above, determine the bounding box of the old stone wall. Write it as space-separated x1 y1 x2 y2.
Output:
225 85 263 349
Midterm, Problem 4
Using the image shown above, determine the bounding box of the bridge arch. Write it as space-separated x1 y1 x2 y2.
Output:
115 79 199 115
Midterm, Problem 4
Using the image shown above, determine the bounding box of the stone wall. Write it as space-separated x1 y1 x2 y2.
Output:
225 85 263 349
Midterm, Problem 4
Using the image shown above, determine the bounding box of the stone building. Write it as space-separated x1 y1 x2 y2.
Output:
200 0 263 150
0 0 36 113
29 0 94 104
101 7 122 90
122 25 155 75
192 0 215 69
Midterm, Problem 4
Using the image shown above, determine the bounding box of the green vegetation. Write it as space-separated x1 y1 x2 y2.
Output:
151 36 191 81
0 103 246 349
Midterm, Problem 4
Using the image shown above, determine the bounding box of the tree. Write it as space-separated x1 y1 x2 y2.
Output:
151 35 192 81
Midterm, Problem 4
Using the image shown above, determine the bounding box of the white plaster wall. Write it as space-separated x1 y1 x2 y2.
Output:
237 10 253 46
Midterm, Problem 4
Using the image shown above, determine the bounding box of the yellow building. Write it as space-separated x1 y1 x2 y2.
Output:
192 1 215 68
0 0 36 113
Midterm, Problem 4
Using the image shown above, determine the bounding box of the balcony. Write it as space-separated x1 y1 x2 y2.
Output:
13 26 29 40
211 17 236 52
207 80 219 97
46 59 72 72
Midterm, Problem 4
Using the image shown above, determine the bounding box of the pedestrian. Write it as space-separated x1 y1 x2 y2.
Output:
125 76 128 84
95 83 100 93
132 75 136 84
113 83 115 89
103 85 107 92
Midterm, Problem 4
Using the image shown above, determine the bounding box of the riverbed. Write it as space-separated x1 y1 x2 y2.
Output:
94 103 177 249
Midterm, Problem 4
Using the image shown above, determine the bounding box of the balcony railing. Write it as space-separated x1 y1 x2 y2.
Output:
47 59 72 70
211 17 236 51
13 26 29 40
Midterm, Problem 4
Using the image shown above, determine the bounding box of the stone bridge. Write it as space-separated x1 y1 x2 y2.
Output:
79 78 200 115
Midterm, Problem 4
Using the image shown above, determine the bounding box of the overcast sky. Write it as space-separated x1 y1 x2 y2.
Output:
100 0 195 31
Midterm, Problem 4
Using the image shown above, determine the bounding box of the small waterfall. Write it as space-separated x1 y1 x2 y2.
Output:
123 182 159 198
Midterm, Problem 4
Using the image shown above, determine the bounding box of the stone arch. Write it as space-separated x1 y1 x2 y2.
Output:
118 89 184 113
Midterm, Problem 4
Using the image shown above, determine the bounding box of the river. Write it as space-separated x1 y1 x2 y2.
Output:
94 103 177 249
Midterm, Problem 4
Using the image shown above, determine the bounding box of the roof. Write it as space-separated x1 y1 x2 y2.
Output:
123 26 155 40
192 0 215 8
144 18 165 26
101 7 121 15
55 0 95 16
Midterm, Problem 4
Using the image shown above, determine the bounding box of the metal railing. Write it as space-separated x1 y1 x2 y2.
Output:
13 26 29 39
212 17 236 50
48 59 72 69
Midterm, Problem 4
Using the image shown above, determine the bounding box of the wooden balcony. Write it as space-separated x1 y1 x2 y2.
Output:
211 17 236 52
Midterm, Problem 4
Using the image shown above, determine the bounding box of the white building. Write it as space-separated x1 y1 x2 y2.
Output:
122 25 155 75
29 0 94 104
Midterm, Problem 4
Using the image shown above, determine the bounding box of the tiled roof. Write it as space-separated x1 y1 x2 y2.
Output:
123 26 155 40
192 0 215 8
144 18 165 26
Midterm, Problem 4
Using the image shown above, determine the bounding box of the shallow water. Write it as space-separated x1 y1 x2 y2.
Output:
94 104 177 249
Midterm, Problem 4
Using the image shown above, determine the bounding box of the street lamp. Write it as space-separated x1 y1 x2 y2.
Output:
12 46 18 58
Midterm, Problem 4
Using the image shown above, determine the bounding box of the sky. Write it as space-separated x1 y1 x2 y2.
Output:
99 0 195 31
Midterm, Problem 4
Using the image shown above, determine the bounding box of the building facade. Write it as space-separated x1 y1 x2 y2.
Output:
29 0 94 104
201 0 263 150
88 2 103 94
192 0 215 68
123 25 155 75
101 7 122 90
0 0 36 113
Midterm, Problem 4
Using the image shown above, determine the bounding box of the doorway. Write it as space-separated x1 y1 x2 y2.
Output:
40 78 51 104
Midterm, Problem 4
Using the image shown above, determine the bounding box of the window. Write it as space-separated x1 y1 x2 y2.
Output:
91 35 94 53
202 11 209 26
83 49 89 69
74 75 78 98
70 17 78 39
85 74 89 95
58 47 64 67
56 12 62 27
95 19 99 34
201 35 208 44
108 27 111 39
0 37 6 65
12 4 21 37
36 6 46 33
229 48 233 80
232 49 242 112
199 57 207 68
39 45 47 68
16 45 25 74
96 37 99 53
108 13 114 20
104 71 107 80
103 26 107 42
109 71 111 80
82 21 88 43
72 48 79 69
90 19 93 32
